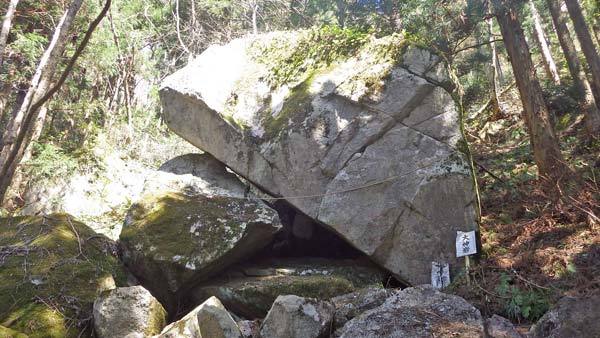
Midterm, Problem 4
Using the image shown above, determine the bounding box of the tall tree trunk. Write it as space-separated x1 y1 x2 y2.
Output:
488 4 504 115
492 0 569 180
547 0 600 133
0 0 20 125
530 0 561 84
0 0 19 68
5 104 47 206
565 0 600 103
335 0 347 28
252 1 259 35
0 0 110 204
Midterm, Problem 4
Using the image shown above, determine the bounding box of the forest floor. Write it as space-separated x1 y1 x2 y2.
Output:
452 98 600 327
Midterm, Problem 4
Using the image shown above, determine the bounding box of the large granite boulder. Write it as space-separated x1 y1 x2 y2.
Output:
93 286 167 338
528 294 600 338
336 285 484 337
0 215 127 337
160 29 478 284
190 258 384 318
119 154 282 309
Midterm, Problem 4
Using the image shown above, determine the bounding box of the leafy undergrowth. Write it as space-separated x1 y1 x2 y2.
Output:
451 103 599 326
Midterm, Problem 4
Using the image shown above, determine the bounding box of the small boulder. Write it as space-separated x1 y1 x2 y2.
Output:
191 258 384 318
330 287 393 329
337 285 484 338
157 296 242 338
93 286 167 338
528 294 600 338
237 320 260 338
120 153 282 308
260 295 335 338
485 315 523 338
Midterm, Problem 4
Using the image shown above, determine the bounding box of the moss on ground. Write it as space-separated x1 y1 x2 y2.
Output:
0 214 127 337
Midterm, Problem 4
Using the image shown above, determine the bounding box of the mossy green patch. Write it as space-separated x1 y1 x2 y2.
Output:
0 214 127 337
0 324 28 338
193 258 384 318
260 75 316 140
250 26 368 88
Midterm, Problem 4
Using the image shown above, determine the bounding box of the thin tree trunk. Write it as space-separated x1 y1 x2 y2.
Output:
5 104 47 204
547 0 600 133
565 0 600 104
335 0 347 28
530 0 561 84
0 0 20 125
492 0 569 181
174 0 190 55
252 1 259 35
0 0 85 202
0 0 110 203
487 5 504 115
0 0 19 68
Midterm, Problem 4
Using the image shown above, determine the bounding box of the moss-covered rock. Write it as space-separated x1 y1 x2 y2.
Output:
190 258 385 319
119 154 282 310
0 214 127 337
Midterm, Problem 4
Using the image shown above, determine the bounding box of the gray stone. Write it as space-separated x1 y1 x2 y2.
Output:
337 285 484 338
156 296 242 338
159 31 478 285
260 295 335 338
190 258 384 319
528 294 600 338
237 320 260 338
330 287 393 329
119 153 282 309
93 286 167 338
485 315 523 338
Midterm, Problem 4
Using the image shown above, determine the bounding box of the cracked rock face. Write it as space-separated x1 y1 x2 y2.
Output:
119 154 282 309
159 32 478 284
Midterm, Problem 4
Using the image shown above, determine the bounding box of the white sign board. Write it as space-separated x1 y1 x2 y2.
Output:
456 230 477 257
431 261 450 289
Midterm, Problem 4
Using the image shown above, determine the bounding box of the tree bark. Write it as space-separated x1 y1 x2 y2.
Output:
565 0 600 104
252 1 259 35
0 0 19 68
487 5 504 115
335 0 347 28
0 0 110 204
492 0 569 180
5 104 47 205
547 0 600 133
529 0 561 84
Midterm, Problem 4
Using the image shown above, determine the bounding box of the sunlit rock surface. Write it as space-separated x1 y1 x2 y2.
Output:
156 296 242 338
160 30 478 284
93 285 167 338
119 154 282 309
